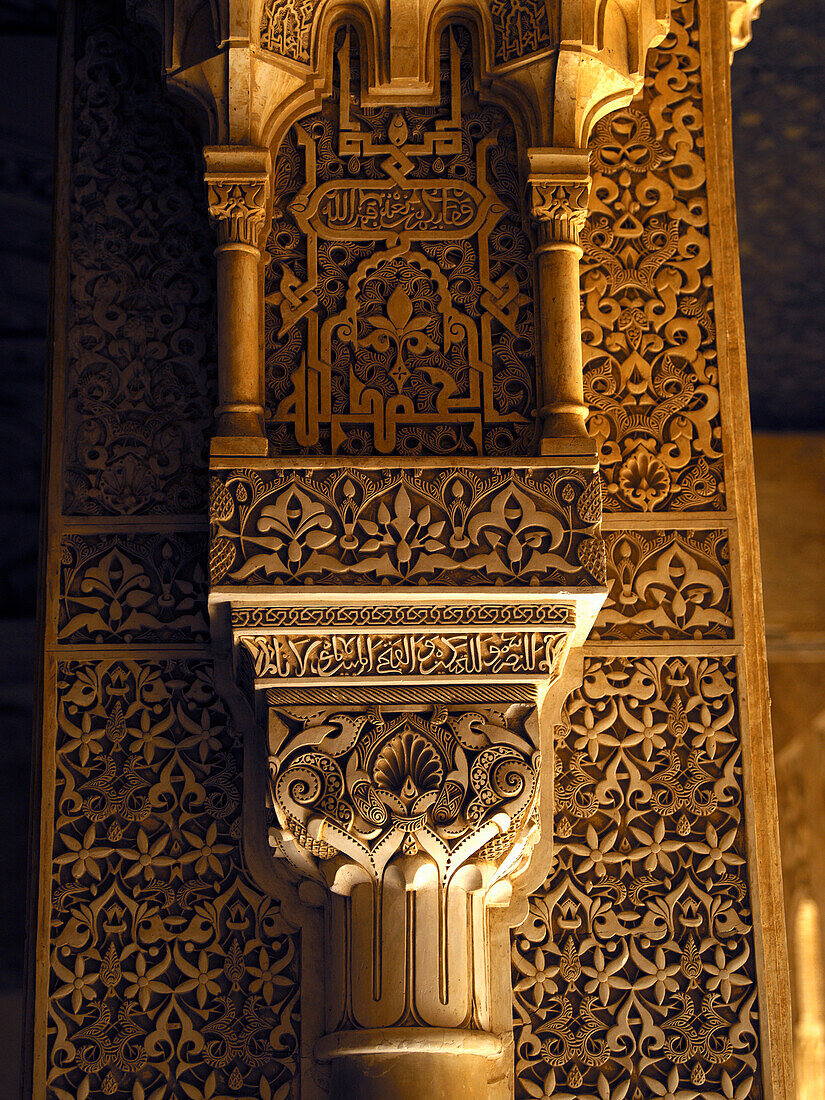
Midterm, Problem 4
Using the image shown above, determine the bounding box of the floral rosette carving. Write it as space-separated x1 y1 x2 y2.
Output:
268 706 540 882
209 466 605 587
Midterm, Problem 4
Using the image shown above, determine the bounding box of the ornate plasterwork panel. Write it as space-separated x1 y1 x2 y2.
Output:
582 0 725 513
594 529 733 641
59 533 209 644
264 27 537 457
259 0 315 63
40 9 303 1100
48 660 300 1100
63 8 216 516
210 466 605 588
514 656 759 1099
489 0 554 65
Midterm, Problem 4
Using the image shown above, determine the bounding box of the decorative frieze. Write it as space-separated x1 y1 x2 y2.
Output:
210 464 605 588
231 602 575 630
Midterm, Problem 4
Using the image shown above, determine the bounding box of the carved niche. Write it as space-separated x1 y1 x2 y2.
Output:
264 27 537 457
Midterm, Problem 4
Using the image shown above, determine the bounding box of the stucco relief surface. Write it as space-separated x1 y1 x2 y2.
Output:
264 27 538 457
594 530 732 641
48 660 301 1099
63 3 216 516
59 534 209 644
209 467 604 588
514 657 760 1100
582 0 725 513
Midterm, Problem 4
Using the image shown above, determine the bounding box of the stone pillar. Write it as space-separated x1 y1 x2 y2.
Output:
528 149 593 455
205 146 270 456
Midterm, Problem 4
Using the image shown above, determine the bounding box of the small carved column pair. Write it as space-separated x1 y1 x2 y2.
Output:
528 149 593 455
204 147 270 455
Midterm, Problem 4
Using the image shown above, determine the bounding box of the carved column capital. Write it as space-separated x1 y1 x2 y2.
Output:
527 148 592 248
204 147 271 250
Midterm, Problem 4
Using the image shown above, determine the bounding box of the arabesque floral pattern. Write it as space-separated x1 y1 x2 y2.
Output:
513 656 760 1099
210 467 604 588
594 529 732 641
63 4 216 516
582 0 725 512
48 661 300 1099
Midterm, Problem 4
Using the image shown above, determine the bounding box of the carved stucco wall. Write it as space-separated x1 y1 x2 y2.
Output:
39 7 300 1097
33 0 777 1097
513 3 763 1096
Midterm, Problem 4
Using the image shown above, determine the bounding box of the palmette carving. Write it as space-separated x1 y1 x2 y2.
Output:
64 10 215 516
582 0 725 512
264 27 537 457
210 466 604 587
48 660 299 1100
269 704 542 1031
513 656 759 1099
207 181 268 247
594 529 733 640
531 181 592 246
59 533 209 644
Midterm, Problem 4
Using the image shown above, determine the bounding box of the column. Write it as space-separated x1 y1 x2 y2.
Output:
528 148 593 455
205 146 270 455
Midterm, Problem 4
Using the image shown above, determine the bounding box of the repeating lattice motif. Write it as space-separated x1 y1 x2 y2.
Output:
513 657 760 1100
582 0 725 513
59 534 209 644
48 660 300 1100
63 3 216 516
593 529 732 641
264 26 537 457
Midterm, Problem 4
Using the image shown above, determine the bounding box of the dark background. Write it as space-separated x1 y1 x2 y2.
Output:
0 0 822 1085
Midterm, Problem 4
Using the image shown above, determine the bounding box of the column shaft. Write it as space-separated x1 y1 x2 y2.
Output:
215 240 264 446
536 239 588 444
